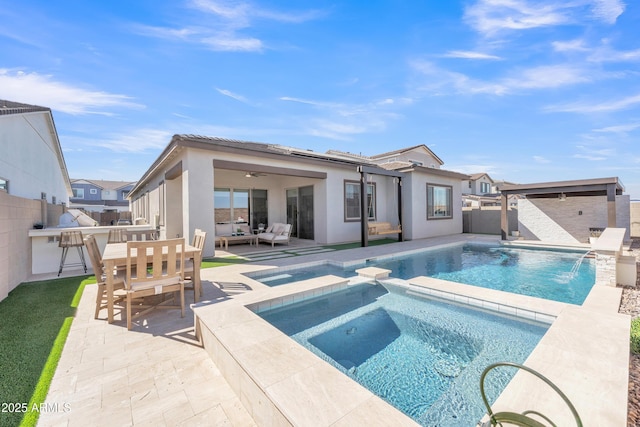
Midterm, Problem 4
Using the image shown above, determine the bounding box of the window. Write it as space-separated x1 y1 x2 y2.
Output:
344 180 376 221
427 184 452 219
0 177 7 193
214 188 251 224
480 182 490 194
72 188 84 198
90 188 97 195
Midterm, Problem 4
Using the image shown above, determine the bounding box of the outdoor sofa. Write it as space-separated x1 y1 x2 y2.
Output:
257 223 292 247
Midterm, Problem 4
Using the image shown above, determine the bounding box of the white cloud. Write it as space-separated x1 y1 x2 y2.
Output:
203 35 262 51
410 61 593 95
442 50 502 60
0 69 143 115
503 65 593 89
573 145 616 161
279 96 403 140
533 155 551 163
552 39 589 52
135 1 324 52
593 123 640 133
590 0 625 24
86 128 172 153
546 93 640 113
589 47 640 62
215 88 250 103
464 0 625 36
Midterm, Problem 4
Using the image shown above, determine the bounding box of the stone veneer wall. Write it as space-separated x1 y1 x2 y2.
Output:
518 195 630 245
595 252 618 286
0 191 43 302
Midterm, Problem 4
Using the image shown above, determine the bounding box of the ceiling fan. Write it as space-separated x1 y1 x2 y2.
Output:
244 171 266 178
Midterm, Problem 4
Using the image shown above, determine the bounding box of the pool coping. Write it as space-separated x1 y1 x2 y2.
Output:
195 236 630 426
194 276 420 426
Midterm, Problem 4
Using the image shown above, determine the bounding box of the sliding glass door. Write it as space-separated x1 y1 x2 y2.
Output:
286 185 314 239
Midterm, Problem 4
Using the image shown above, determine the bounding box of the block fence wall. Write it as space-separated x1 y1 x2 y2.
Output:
0 192 63 302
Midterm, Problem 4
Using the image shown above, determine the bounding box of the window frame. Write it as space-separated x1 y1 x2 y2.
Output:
72 188 84 199
0 177 8 193
427 183 453 220
344 180 376 222
89 188 98 195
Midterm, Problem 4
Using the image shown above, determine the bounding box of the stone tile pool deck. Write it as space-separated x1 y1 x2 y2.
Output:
40 234 630 426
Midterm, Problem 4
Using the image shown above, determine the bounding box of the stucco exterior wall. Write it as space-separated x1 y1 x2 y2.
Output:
0 191 42 301
129 144 465 247
517 195 630 244
0 112 70 204
404 172 463 239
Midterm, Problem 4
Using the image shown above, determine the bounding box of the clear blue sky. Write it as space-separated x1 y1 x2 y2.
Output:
2 0 639 198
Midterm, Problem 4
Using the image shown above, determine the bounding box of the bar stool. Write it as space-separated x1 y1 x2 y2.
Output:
58 230 88 276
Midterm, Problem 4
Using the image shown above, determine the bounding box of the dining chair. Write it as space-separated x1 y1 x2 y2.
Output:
125 229 157 241
124 238 185 330
107 229 127 243
84 235 126 319
184 229 207 301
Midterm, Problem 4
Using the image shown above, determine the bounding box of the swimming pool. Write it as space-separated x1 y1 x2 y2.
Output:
246 243 595 304
259 281 548 426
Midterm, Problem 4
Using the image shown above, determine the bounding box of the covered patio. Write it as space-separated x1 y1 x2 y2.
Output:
500 177 629 244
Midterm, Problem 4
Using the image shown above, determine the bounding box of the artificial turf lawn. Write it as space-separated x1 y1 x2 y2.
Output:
0 275 91 427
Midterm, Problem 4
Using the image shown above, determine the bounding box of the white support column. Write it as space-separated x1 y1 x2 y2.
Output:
182 152 216 257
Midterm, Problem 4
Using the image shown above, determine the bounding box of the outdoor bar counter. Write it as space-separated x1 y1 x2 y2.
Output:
28 225 155 275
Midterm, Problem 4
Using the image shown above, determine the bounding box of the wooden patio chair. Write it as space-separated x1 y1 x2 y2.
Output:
107 229 126 243
184 229 207 301
84 235 126 319
124 229 157 242
124 238 185 330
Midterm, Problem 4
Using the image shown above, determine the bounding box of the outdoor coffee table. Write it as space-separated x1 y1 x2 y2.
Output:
219 234 258 250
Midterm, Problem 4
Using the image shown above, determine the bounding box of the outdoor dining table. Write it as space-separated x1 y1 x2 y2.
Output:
102 241 202 324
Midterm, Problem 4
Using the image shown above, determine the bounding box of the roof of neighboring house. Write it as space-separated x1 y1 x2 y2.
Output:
0 99 50 116
467 172 494 182
71 179 136 191
369 144 444 166
501 177 625 196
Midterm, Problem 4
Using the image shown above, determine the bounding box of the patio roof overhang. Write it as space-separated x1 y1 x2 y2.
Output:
500 177 625 198
212 159 327 179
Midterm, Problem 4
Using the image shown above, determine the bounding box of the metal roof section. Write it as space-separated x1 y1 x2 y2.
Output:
0 99 50 116
500 177 625 196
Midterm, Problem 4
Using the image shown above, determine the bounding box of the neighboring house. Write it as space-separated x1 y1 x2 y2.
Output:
0 100 72 301
127 135 469 257
0 100 72 204
69 179 135 213
462 173 501 207
463 172 494 196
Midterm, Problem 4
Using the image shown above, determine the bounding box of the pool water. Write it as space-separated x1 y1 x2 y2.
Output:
259 282 547 426
247 243 595 304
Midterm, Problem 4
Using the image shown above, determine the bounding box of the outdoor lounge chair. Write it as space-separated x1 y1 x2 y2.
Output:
257 223 292 247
